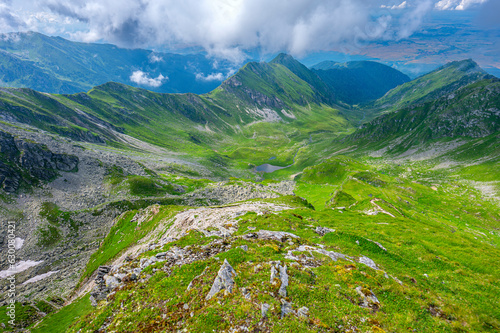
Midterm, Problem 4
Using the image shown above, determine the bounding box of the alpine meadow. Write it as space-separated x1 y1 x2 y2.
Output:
0 1 499 332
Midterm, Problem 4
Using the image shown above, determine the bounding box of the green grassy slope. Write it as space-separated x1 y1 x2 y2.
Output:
4 55 500 333
30 159 499 332
347 78 500 153
370 59 489 113
270 53 335 104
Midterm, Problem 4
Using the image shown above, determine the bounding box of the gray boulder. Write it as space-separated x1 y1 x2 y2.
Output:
245 230 299 242
261 303 270 318
297 306 309 318
278 265 288 297
355 286 380 310
206 259 237 300
270 262 288 297
105 276 120 290
358 256 379 270
315 226 334 236
281 299 294 318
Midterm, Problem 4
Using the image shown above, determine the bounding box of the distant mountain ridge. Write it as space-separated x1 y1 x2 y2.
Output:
0 31 235 94
1 50 495 160
310 60 411 105
0 54 353 156
0 32 414 107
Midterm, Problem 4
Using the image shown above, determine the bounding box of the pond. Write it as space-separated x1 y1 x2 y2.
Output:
256 147 302 173
255 163 291 173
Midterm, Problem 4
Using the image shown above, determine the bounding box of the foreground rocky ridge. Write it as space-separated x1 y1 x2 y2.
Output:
32 177 498 333
71 203 392 332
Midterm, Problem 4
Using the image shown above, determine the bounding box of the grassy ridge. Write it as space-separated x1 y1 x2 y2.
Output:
371 59 489 112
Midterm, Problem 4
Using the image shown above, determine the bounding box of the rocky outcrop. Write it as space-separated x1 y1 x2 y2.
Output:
0 130 79 192
355 286 380 310
280 299 293 318
186 180 295 206
90 266 112 306
270 261 289 297
206 259 237 300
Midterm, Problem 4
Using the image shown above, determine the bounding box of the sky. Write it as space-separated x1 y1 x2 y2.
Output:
0 0 499 69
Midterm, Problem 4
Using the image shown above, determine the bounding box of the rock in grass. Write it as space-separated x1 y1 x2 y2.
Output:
270 262 289 297
206 259 237 300
104 276 120 290
355 286 380 310
358 256 379 270
367 239 387 251
315 226 334 236
245 230 299 242
281 299 294 318
155 252 167 259
297 306 309 318
89 295 98 307
278 265 288 297
261 303 270 318
270 265 279 283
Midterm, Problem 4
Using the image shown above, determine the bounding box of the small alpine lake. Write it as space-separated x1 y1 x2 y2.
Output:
255 163 291 173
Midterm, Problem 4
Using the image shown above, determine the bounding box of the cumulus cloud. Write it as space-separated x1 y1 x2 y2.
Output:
435 0 487 10
3 0 491 62
129 71 167 87
33 0 381 62
149 53 163 63
196 68 236 82
195 72 225 82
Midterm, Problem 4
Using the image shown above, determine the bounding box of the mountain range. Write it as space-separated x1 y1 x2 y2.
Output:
0 34 498 333
0 32 235 94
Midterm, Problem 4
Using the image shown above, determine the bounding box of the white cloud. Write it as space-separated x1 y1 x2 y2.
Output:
0 2 26 32
435 0 487 10
381 1 408 10
397 0 433 39
195 72 225 82
3 0 489 62
129 71 167 87
149 53 163 63
29 0 378 62
196 68 236 82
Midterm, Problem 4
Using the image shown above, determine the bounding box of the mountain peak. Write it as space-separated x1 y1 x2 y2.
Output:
439 59 485 75
269 53 297 65
268 53 334 104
